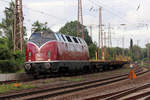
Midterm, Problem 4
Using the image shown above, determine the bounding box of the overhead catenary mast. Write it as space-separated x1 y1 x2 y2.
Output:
89 25 92 39
77 0 84 39
104 31 107 59
98 7 104 60
108 23 112 48
14 0 24 52
122 36 125 56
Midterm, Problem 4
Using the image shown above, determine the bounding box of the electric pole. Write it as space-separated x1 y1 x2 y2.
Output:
77 0 84 39
107 24 110 48
122 36 125 56
104 31 107 60
147 41 150 58
98 7 104 60
108 23 112 47
137 40 140 60
14 0 23 52
89 25 92 39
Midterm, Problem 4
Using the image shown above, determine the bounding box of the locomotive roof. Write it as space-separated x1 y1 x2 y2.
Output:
55 32 87 45
29 31 87 46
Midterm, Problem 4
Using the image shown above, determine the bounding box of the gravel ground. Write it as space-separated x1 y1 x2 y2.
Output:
51 67 150 100
0 65 133 96
23 65 132 86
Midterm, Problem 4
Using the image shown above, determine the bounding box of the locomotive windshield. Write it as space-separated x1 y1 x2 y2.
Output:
29 33 41 40
30 32 56 40
29 31 56 47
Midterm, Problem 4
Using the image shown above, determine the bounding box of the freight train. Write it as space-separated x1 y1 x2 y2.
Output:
24 31 128 78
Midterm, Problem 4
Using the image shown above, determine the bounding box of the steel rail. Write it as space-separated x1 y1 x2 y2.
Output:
0 68 143 100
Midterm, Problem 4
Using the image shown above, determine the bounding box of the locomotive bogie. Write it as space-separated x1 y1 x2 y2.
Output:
25 61 90 75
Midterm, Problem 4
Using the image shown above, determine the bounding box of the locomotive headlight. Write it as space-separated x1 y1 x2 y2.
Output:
28 52 31 62
48 51 51 61
29 52 31 57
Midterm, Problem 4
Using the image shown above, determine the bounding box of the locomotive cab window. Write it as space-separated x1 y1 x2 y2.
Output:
29 31 56 47
29 33 41 40
66 36 72 42
29 31 56 40
41 32 56 40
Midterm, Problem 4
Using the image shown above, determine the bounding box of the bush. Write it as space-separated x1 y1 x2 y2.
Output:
0 60 16 73
0 50 25 73
88 43 98 59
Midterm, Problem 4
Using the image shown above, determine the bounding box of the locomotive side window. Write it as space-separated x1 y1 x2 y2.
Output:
58 34 65 42
57 34 62 41
55 33 60 41
79 38 85 44
66 36 72 42
61 35 66 41
73 37 79 43
80 38 86 45
77 38 82 44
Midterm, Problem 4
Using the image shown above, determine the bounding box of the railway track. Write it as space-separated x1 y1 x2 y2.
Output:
85 83 150 100
0 64 141 84
0 67 145 100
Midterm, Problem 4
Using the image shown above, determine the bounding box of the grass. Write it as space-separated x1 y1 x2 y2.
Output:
71 78 83 82
16 68 25 73
0 83 35 94
60 77 84 82
41 79 55 84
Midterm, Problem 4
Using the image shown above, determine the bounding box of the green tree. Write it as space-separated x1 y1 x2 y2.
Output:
146 43 150 58
59 21 92 45
0 1 26 50
0 1 25 73
88 42 98 59
0 2 14 49
31 21 53 33
0 31 2 36
0 37 10 60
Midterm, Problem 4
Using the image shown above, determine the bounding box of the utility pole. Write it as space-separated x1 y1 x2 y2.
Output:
122 36 125 56
98 7 104 60
147 41 150 58
77 0 84 39
107 24 110 48
120 24 126 57
108 23 112 47
89 26 92 39
137 40 140 60
104 31 107 60
14 0 23 52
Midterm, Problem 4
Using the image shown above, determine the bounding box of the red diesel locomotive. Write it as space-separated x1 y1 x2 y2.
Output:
24 31 90 77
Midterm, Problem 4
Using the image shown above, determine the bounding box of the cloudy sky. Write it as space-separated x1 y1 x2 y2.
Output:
0 0 150 48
